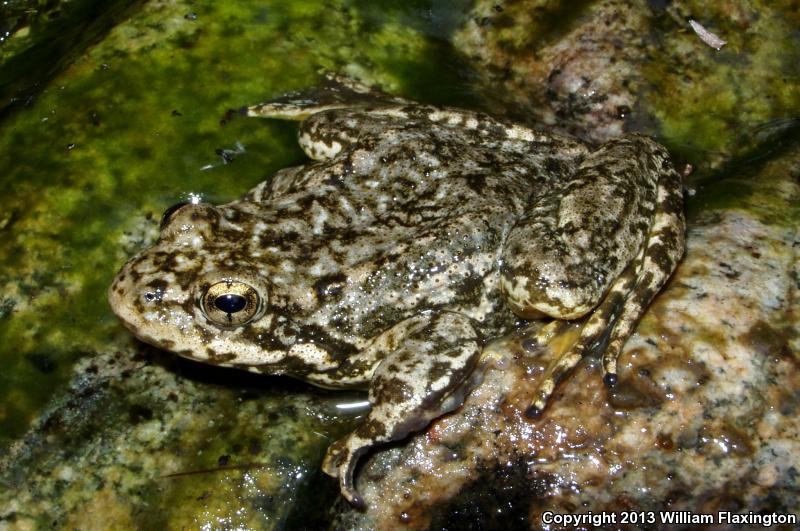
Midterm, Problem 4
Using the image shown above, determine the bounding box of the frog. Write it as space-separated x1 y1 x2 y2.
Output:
107 76 685 508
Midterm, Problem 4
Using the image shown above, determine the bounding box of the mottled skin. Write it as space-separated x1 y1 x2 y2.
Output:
108 79 684 508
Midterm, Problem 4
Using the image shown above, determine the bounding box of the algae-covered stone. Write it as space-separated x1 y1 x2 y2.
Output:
0 344 362 528
454 0 800 174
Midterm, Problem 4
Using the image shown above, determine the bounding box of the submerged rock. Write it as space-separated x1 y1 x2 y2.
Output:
0 344 363 528
454 0 800 174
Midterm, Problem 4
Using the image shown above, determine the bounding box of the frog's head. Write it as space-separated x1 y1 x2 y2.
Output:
108 202 301 368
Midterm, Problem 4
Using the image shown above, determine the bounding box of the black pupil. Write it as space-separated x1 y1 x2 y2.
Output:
214 294 247 314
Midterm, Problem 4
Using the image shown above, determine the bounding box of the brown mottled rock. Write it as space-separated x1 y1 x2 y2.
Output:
456 0 648 144
331 142 800 529
454 0 800 173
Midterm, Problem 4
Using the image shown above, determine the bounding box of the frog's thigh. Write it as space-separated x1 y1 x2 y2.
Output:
322 311 482 508
501 135 660 321
297 108 410 161
296 110 361 160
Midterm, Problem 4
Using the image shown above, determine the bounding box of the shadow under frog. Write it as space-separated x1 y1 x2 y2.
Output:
108 76 685 508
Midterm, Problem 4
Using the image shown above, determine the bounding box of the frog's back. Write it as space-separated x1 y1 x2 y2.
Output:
242 122 545 343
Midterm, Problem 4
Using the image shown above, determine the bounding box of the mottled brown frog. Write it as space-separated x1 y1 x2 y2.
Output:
108 78 684 508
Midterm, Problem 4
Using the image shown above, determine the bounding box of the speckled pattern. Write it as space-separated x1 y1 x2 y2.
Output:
330 142 800 528
108 79 684 506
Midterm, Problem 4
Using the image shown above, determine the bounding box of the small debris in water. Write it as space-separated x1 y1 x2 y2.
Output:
185 12 198 21
689 19 727 50
220 108 238 126
66 143 76 150
214 141 246 164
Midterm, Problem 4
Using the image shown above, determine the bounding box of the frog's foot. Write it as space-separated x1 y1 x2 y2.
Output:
322 311 483 509
522 137 685 417
524 261 640 418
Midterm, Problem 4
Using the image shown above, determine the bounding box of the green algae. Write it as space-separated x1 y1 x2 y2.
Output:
644 1 800 172
686 136 800 227
0 0 146 116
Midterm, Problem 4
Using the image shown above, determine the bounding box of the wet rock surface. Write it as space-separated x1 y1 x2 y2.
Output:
1 344 359 529
454 0 800 174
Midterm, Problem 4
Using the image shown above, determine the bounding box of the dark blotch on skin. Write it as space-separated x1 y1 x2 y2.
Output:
374 377 413 403
314 273 347 300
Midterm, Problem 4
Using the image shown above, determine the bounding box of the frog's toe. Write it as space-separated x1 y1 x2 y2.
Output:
323 434 370 509
603 371 618 387
321 439 345 477
524 404 544 419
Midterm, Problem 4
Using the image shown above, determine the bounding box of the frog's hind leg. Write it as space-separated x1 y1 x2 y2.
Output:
598 160 685 383
525 257 642 417
526 148 685 417
322 311 483 509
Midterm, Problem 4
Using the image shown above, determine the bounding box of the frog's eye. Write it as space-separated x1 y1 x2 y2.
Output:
202 281 260 327
160 202 190 229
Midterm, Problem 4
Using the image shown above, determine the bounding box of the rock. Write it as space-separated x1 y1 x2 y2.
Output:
453 0 800 174
0 345 359 528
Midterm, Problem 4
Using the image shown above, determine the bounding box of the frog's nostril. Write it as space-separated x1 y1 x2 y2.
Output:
160 201 190 229
143 290 163 303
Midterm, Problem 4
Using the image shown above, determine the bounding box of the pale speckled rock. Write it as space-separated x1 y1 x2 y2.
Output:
456 0 648 144
330 142 799 529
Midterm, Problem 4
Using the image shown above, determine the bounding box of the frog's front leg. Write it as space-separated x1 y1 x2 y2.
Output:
322 311 483 509
500 134 685 416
